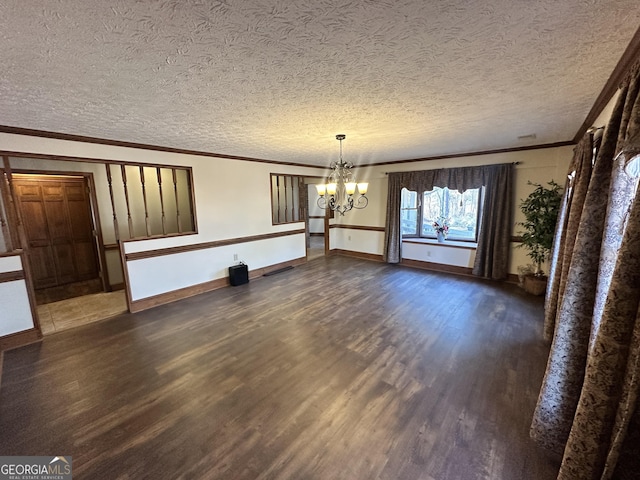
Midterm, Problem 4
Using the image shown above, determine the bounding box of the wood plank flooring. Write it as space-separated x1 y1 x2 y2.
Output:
0 256 559 479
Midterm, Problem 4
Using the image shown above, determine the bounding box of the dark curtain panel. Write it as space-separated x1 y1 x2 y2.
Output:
543 133 596 341
531 61 640 480
383 172 404 263
383 163 514 279
471 164 513 280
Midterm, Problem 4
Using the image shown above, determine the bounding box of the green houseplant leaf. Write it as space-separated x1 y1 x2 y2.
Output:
516 181 562 275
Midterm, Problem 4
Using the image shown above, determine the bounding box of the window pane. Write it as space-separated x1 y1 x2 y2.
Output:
421 187 481 241
401 210 418 235
400 188 418 236
401 189 417 208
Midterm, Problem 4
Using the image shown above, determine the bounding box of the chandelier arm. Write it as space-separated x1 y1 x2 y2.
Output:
353 195 368 209
317 196 327 209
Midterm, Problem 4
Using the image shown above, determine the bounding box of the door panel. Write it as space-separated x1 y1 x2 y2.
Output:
15 186 58 288
14 175 100 290
67 194 94 240
15 185 49 246
74 243 99 278
66 183 97 280
44 198 72 242
28 246 58 289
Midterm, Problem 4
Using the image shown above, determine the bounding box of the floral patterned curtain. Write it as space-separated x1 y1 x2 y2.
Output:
531 61 640 480
543 131 598 341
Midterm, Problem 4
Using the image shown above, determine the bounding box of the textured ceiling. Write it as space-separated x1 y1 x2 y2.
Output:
0 1 638 166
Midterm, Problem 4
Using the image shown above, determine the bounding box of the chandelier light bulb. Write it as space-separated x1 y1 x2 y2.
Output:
345 182 357 195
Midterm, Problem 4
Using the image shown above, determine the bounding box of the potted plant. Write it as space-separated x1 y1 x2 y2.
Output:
517 181 562 295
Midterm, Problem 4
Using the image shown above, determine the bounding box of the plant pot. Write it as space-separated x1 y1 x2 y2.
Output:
437 231 445 243
523 274 548 296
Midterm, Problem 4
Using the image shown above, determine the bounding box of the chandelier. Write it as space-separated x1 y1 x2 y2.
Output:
316 134 368 215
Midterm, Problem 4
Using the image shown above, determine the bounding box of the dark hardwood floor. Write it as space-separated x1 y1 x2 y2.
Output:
0 256 559 479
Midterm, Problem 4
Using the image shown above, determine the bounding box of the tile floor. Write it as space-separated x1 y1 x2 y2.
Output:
37 290 128 335
307 235 325 261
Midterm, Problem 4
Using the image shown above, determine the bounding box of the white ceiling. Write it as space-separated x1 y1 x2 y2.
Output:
0 1 638 166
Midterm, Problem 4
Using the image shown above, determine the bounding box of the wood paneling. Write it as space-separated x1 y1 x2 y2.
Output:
331 248 384 262
332 224 386 232
0 256 558 479
0 270 25 283
0 327 40 352
401 257 473 276
124 229 305 261
402 238 477 250
0 128 314 168
369 141 574 167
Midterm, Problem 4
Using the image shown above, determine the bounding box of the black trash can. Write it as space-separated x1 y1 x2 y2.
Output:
229 263 249 286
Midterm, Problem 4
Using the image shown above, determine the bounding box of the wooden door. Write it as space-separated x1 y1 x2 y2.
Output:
14 175 99 290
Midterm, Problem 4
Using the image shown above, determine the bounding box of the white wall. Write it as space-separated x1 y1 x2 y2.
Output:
126 233 305 300
332 228 384 255
0 254 34 336
332 146 574 274
1 132 325 304
307 184 325 234
403 241 476 268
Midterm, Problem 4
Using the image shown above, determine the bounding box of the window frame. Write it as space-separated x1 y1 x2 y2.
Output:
400 188 420 237
400 186 483 243
270 173 305 225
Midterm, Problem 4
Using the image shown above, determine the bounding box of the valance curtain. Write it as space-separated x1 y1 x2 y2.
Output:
531 60 640 480
383 163 513 280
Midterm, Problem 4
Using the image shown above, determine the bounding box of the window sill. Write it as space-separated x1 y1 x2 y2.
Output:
402 238 477 250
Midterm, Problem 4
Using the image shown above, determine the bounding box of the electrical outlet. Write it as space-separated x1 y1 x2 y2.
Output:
233 253 238 261
427 250 432 257
348 235 351 241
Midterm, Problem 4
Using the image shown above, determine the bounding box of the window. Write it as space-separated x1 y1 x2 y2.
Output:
105 164 196 239
271 174 304 224
400 189 419 235
401 186 482 241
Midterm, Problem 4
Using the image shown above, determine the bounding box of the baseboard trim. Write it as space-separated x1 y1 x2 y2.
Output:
129 257 307 313
249 257 307 278
400 258 473 276
506 273 519 284
130 277 228 313
0 328 42 352
333 250 520 283
332 249 384 262
110 283 125 291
